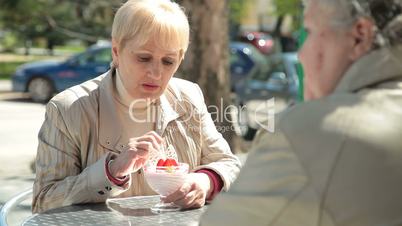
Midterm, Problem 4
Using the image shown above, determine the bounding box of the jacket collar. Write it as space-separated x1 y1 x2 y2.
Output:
335 45 402 93
157 91 184 134
98 67 186 152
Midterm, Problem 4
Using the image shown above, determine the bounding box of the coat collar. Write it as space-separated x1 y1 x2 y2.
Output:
335 45 402 93
98 67 186 152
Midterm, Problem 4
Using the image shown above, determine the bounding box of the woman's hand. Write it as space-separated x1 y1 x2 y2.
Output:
109 131 163 178
161 173 213 209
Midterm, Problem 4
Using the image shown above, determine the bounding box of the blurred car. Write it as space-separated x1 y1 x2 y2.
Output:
233 52 300 140
239 31 275 55
229 41 270 91
12 43 111 102
13 41 264 102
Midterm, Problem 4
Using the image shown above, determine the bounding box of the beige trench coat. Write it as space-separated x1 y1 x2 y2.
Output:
32 68 241 213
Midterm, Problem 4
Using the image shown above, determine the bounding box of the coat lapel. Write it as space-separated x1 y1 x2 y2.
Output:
98 68 124 153
157 82 186 136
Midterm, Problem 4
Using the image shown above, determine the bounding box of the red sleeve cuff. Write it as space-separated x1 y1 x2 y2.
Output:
195 169 223 201
105 159 129 186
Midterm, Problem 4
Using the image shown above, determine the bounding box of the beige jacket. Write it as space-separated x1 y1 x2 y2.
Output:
32 69 241 213
201 46 402 226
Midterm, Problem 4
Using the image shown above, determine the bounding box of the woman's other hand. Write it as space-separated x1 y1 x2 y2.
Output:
161 173 213 209
109 131 163 178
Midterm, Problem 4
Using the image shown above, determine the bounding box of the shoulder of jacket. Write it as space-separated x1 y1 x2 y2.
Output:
251 95 358 166
48 73 105 117
168 77 200 95
278 94 360 131
167 77 204 107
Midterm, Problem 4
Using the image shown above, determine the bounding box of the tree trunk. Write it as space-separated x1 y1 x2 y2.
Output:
176 0 236 152
24 39 31 56
273 15 284 37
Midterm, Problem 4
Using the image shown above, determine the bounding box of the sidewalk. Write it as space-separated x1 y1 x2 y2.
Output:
0 100 44 225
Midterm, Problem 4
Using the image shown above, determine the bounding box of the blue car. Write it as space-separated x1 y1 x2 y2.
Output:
229 42 269 90
12 41 262 103
233 52 300 140
235 52 300 104
12 43 111 102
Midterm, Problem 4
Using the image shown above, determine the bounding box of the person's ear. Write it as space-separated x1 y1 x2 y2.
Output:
111 39 120 67
349 17 375 61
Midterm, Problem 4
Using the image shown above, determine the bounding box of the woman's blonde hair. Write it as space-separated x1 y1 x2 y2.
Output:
112 0 190 59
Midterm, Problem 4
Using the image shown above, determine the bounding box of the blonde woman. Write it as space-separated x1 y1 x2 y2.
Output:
33 0 240 213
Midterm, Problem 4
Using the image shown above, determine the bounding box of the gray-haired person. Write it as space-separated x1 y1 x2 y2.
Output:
201 0 402 225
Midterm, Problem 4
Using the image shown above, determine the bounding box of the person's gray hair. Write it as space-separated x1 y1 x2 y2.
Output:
303 0 402 48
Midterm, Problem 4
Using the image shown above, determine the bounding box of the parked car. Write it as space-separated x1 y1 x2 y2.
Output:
13 41 265 103
229 41 270 91
12 43 111 102
238 31 275 55
233 52 300 140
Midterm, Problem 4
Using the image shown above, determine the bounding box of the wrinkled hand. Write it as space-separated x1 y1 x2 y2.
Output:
161 173 213 209
109 131 163 178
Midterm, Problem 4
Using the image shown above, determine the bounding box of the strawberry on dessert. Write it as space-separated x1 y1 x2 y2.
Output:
155 158 178 167
163 158 178 167
156 159 165 167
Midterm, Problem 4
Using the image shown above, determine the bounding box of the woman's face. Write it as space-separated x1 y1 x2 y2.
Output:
298 3 355 100
112 39 181 100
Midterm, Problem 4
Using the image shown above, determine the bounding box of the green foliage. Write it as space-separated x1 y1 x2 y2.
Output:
0 61 24 79
0 32 18 51
273 0 302 16
54 45 85 52
0 0 121 50
0 0 65 49
229 0 251 24
272 0 304 32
